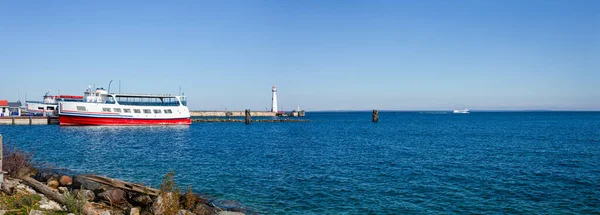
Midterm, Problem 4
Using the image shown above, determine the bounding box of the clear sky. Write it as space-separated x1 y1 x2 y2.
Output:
1 0 598 110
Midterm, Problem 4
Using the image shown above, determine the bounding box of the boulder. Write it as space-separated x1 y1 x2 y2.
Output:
47 180 59 189
73 175 109 192
132 194 153 206
191 203 215 215
176 210 194 215
39 196 63 211
29 210 45 215
1 178 20 194
152 193 176 215
98 189 128 205
58 187 69 194
59 175 73 186
33 170 59 183
74 189 96 201
129 207 140 215
15 184 37 195
217 212 245 215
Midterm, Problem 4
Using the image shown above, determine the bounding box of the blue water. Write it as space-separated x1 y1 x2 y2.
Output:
1 112 599 214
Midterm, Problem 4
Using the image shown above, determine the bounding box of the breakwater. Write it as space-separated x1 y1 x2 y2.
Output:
190 111 276 117
191 118 308 123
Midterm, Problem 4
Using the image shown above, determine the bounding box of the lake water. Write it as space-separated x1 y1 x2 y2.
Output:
1 112 599 214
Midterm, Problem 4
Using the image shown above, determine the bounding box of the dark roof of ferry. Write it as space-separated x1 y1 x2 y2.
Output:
111 94 179 98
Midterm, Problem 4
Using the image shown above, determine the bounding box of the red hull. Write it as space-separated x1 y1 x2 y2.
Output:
59 115 191 126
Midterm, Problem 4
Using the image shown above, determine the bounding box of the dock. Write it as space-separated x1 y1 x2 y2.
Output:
0 116 58 125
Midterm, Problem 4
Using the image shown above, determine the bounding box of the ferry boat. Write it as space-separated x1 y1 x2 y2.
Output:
453 109 470 114
58 87 191 126
26 91 83 116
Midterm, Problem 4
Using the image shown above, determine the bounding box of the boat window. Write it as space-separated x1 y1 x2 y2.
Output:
106 96 116 104
47 106 55 110
102 108 111 112
164 109 172 114
76 106 86 111
123 109 131 113
38 107 44 110
153 109 162 114
134 109 141 113
113 108 121 112
143 109 151 114
115 96 180 106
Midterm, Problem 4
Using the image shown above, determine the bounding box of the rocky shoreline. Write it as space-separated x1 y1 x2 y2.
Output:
1 170 246 215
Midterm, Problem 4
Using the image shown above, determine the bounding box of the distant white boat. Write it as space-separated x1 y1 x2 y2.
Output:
453 109 470 114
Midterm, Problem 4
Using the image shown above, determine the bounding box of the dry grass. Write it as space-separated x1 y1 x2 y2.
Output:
2 144 35 178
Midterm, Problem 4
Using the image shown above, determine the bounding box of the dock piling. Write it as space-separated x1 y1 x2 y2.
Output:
245 109 251 124
372 109 379 123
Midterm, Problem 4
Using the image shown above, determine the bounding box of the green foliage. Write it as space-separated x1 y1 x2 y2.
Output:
0 192 42 214
63 192 86 215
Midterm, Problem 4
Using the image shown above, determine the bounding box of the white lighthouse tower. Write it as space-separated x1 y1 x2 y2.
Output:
271 85 278 113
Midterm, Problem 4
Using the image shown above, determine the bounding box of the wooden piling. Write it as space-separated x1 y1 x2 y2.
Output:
11 117 15 125
245 109 251 124
372 109 379 122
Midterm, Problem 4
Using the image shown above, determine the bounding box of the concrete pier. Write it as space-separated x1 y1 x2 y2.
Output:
190 111 276 117
0 116 52 125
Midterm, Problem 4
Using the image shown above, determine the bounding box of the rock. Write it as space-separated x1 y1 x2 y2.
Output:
33 170 59 183
129 207 140 215
74 189 96 201
98 189 128 205
132 194 153 206
58 186 69 194
39 196 63 211
15 184 37 195
191 203 215 215
176 210 194 215
29 210 45 215
217 212 245 215
2 177 21 194
152 193 176 215
47 180 59 189
73 175 109 192
59 175 73 186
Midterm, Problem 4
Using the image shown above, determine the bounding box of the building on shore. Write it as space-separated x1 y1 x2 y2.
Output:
0 100 7 117
8 101 22 116
0 100 22 117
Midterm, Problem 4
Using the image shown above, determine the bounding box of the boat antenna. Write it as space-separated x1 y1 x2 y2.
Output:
108 80 113 93
119 80 121 94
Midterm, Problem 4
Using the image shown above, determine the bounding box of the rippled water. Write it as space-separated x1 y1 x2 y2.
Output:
1 112 599 214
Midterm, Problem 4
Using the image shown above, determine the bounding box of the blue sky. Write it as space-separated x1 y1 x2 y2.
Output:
1 0 598 110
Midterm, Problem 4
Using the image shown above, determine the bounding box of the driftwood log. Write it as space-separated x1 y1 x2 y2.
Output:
21 176 120 215
77 174 160 197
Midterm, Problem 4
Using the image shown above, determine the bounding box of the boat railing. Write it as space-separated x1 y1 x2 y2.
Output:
114 101 181 106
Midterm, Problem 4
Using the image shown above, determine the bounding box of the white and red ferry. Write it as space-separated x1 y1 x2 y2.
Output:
58 87 191 126
26 91 83 116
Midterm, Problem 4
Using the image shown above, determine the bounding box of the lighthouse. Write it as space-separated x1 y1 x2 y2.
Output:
271 85 278 112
